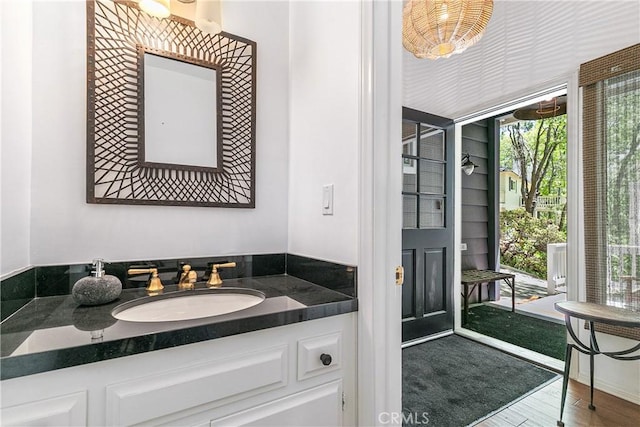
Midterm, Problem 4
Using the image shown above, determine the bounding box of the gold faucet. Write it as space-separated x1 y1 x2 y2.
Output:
207 262 237 288
127 267 164 295
178 264 198 290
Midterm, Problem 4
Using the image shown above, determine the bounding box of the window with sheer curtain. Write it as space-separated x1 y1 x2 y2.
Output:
580 43 640 340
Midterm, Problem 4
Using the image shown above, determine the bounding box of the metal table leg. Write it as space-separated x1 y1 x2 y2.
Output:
588 321 598 411
557 341 574 427
555 302 640 427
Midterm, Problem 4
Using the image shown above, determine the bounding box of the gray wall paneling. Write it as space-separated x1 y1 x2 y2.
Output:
461 120 499 303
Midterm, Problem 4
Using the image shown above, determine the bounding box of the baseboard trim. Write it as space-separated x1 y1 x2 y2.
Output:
577 373 640 405
456 328 565 373
401 330 453 349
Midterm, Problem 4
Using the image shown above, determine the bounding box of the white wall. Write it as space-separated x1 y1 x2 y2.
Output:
403 0 640 119
1 0 33 276
288 1 360 266
1 0 362 272
25 0 290 266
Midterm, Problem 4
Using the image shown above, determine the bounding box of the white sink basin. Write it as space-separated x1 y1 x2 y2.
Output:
112 288 266 322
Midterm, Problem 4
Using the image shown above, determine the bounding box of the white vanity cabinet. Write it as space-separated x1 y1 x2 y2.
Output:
0 313 356 426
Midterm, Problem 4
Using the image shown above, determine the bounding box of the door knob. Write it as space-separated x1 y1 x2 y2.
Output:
320 353 332 366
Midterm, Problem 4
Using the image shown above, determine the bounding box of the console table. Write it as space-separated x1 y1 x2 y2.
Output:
461 270 515 324
554 301 640 427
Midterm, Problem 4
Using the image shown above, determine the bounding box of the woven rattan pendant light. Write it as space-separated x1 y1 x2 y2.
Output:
403 0 494 59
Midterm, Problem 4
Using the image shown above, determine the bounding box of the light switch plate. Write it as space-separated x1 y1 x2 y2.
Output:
322 184 334 215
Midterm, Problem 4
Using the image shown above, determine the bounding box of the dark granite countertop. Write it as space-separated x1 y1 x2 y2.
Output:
0 275 357 380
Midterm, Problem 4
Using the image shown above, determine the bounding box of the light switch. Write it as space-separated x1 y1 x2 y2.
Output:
322 184 334 215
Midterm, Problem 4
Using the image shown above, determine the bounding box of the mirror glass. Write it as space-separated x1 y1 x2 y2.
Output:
143 53 218 168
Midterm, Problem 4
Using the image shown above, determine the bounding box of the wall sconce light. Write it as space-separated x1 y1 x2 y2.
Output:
461 153 477 175
138 0 223 36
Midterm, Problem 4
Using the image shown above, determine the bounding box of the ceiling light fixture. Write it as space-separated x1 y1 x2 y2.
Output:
402 0 494 60
139 0 171 18
138 0 223 36
195 0 222 36
513 96 567 120
461 153 477 176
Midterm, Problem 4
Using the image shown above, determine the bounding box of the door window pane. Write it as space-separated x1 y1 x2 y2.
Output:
419 160 445 194
403 195 418 229
403 158 417 193
419 196 445 228
402 121 446 230
419 128 445 160
403 122 418 156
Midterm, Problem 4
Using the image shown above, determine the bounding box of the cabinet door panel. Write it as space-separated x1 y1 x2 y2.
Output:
1 391 87 427
210 381 342 427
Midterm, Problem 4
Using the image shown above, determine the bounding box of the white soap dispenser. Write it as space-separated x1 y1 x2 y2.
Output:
72 259 122 306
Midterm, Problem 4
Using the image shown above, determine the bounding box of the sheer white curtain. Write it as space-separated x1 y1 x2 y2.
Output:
604 70 640 310
581 44 640 339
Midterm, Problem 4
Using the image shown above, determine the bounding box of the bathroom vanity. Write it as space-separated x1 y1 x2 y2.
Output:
0 255 358 426
1 314 356 426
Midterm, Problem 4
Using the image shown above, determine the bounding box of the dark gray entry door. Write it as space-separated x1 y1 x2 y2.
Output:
401 108 454 342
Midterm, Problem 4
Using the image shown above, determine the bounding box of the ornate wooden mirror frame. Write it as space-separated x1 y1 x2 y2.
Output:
87 0 256 207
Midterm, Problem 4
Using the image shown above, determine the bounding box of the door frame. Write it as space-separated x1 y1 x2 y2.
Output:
357 1 403 425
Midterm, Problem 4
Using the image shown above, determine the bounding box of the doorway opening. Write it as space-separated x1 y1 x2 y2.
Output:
460 89 569 362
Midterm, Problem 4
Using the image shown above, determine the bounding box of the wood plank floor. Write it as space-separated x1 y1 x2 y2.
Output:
475 378 640 427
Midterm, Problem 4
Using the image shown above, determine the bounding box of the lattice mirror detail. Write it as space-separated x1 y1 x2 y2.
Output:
87 0 256 207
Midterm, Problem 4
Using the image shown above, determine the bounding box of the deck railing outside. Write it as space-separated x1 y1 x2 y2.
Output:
607 244 639 309
548 243 639 308
535 196 566 209
547 243 567 295
519 196 567 212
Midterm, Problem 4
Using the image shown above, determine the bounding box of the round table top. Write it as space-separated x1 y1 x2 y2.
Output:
555 301 640 328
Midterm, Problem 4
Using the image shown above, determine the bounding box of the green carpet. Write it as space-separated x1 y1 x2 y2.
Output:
465 305 567 361
403 335 558 427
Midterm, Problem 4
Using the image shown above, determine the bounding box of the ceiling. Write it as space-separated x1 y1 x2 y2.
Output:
402 0 640 120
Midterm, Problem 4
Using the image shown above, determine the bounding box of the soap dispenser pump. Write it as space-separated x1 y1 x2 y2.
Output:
72 259 122 306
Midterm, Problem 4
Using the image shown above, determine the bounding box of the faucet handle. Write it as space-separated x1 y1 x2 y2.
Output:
127 268 156 275
127 267 164 293
207 262 237 288
214 262 237 269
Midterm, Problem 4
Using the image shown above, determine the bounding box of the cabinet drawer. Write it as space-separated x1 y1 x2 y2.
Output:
297 332 341 381
106 345 287 426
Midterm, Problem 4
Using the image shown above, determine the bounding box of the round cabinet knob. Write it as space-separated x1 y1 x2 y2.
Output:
320 353 332 366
